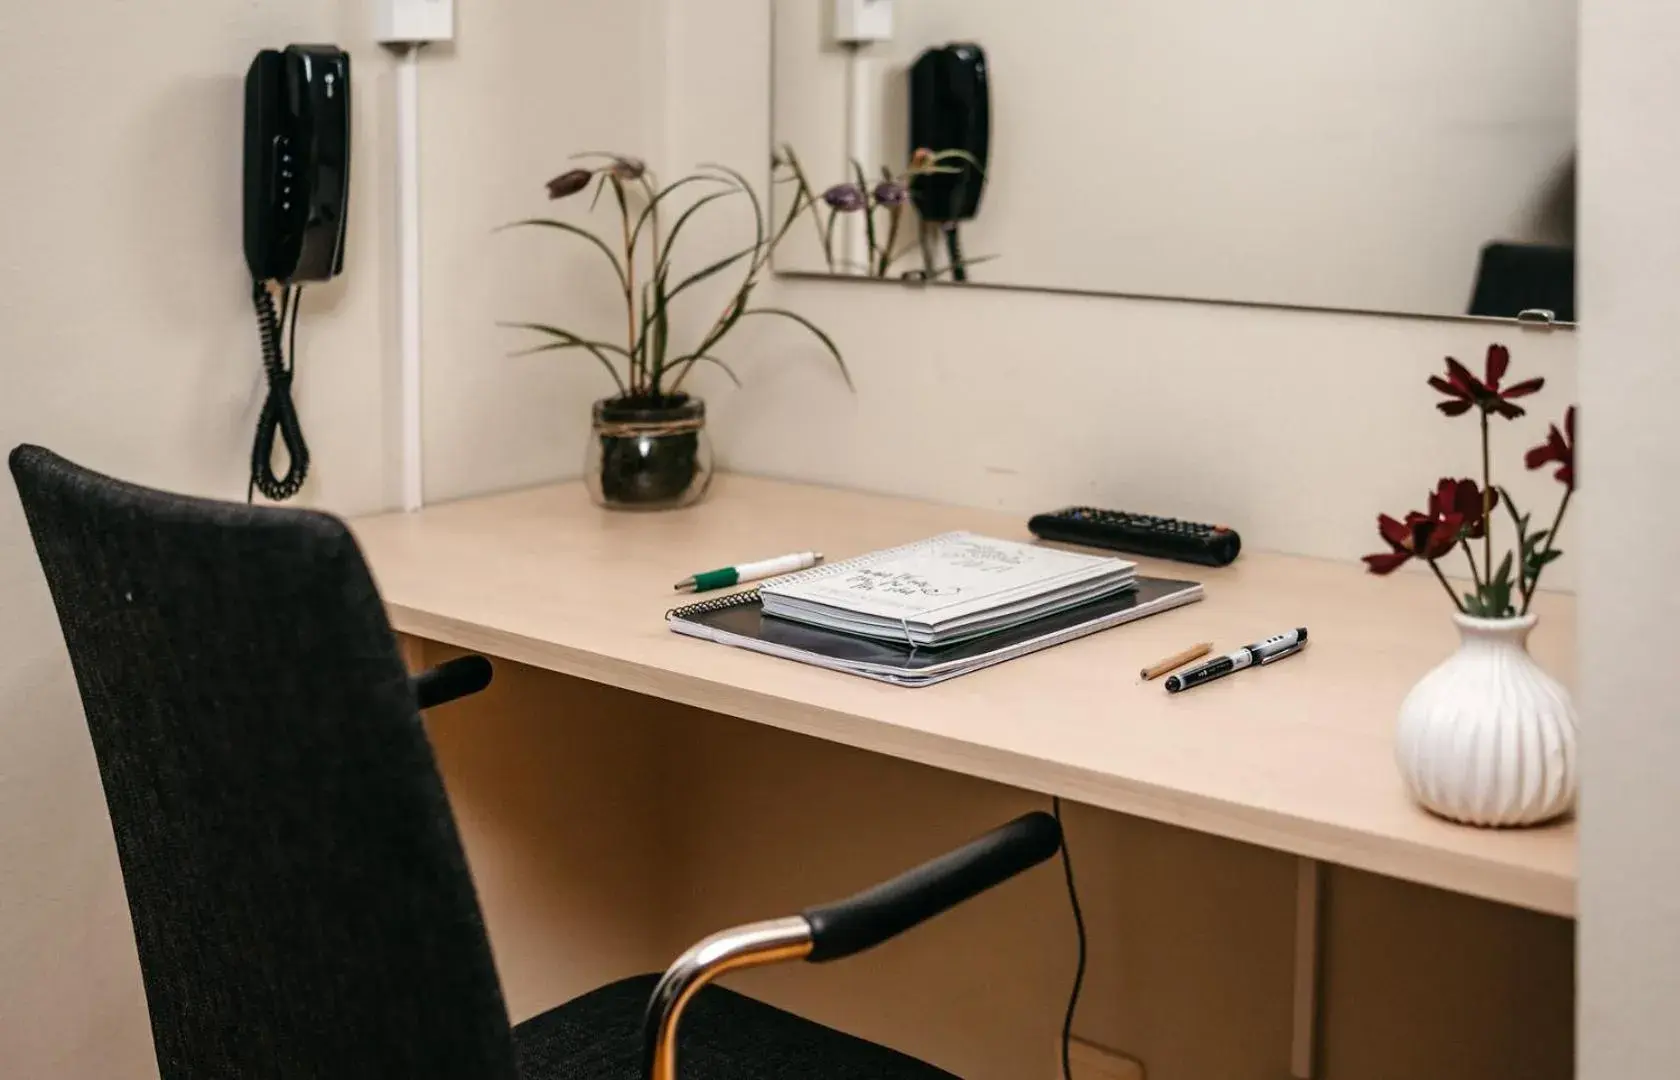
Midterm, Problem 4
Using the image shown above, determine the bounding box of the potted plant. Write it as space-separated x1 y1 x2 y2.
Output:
503 153 850 510
780 147 991 280
1363 344 1577 827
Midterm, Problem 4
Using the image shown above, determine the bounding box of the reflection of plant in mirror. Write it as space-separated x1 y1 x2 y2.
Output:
500 152 851 402
1363 344 1575 618
775 145 992 280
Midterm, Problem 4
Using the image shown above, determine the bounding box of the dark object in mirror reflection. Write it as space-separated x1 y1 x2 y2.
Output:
1469 243 1574 324
910 43 989 281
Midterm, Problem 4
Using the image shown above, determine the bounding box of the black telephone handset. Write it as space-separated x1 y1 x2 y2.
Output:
241 45 350 502
244 45 351 284
909 43 990 281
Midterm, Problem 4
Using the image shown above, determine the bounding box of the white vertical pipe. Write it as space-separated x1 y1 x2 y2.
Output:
395 45 424 512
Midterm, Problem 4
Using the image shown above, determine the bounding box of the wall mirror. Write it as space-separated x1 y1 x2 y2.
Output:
770 0 1578 324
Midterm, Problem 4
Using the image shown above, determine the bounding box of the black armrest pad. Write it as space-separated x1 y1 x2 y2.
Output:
800 811 1062 963
410 655 493 710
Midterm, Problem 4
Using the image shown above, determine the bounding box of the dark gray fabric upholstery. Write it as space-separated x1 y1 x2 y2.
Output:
9 445 960 1080
514 976 958 1080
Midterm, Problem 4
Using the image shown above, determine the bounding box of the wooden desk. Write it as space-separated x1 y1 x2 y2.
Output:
350 474 1574 918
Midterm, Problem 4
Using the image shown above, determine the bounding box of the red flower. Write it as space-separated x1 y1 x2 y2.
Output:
1362 478 1493 575
1428 344 1546 419
1432 477 1497 540
1525 405 1576 491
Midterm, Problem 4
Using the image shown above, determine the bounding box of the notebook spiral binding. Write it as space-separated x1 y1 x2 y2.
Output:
667 589 764 621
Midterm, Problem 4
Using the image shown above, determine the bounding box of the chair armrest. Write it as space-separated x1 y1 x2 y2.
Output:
409 655 493 709
800 810 1062 962
641 811 1062 1080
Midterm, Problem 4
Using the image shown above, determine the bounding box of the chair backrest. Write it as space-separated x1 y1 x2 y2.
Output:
9 446 519 1080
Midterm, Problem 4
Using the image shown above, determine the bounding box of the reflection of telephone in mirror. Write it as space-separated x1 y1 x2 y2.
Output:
241 44 351 501
775 0 1578 324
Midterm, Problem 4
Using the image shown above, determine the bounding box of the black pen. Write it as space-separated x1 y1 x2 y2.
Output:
1164 628 1308 694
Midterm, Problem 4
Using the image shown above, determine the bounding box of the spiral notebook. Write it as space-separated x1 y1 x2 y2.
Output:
668 575 1204 687
757 532 1138 647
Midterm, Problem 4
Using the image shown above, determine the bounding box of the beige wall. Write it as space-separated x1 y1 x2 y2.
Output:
0 2 656 1075
772 0 1578 317
0 5 387 1075
1577 1 1680 1077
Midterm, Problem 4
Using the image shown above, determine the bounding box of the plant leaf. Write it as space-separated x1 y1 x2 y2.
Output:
499 331 628 396
500 322 635 359
666 353 744 388
700 162 765 261
651 268 671 392
497 219 627 292
658 189 745 282
671 283 757 395
666 241 759 305
853 159 879 267
737 307 853 390
630 174 730 260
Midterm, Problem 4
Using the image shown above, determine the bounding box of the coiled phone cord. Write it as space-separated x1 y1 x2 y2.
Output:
248 280 309 502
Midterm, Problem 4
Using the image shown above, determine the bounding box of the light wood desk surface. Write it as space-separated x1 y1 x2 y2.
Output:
350 475 1576 918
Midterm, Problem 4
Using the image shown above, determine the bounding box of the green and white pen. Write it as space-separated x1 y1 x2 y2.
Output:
674 551 824 593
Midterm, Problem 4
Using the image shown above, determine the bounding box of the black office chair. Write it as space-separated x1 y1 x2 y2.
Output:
9 444 1062 1080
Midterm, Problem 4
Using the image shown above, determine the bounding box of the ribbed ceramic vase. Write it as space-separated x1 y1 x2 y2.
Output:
1395 614 1577 827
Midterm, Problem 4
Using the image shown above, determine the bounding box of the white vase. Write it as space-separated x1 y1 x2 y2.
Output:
1395 614 1577 827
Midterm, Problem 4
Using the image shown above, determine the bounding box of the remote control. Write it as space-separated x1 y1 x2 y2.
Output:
1028 507 1242 567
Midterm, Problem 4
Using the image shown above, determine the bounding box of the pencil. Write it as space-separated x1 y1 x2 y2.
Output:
1140 642 1214 681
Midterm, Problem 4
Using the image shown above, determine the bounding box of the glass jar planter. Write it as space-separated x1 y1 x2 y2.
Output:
585 394 714 510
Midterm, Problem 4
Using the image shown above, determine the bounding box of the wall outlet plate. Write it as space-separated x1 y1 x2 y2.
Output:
376 0 455 44
1067 1038 1146 1080
833 0 893 44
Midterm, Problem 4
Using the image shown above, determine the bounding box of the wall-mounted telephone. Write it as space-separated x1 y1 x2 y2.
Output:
244 45 351 284
241 45 351 501
909 43 989 281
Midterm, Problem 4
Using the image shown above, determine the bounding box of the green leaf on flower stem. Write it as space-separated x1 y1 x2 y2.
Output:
699 162 765 256
650 268 671 390
500 334 628 396
497 219 628 292
853 160 879 266
1526 548 1564 579
1478 551 1516 617
666 353 744 388
737 307 853 390
628 174 732 262
1523 530 1551 555
659 189 744 280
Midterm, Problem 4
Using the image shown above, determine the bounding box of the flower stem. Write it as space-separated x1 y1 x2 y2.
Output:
614 178 638 394
1458 538 1485 593
1521 487 1573 615
1429 559 1469 614
878 204 903 278
1480 410 1493 577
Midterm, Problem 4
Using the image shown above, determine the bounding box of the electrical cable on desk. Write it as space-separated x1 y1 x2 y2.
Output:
1053 796 1087 1080
248 281 310 503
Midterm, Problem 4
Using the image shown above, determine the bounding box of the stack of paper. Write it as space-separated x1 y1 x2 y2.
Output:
758 532 1137 647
